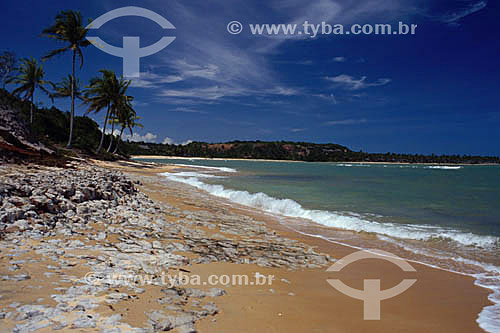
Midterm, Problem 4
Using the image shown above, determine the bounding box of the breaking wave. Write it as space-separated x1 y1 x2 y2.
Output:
160 171 497 248
160 166 499 332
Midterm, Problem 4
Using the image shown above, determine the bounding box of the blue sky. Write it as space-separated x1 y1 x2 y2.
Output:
1 0 499 155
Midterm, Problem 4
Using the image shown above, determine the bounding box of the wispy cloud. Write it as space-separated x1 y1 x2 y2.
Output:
120 0 466 109
313 93 338 104
159 85 300 102
168 60 219 80
159 86 246 101
131 100 149 107
129 62 222 89
291 128 307 132
324 118 368 126
440 1 487 25
132 0 416 105
130 72 183 88
169 107 207 114
325 75 391 90
266 86 300 96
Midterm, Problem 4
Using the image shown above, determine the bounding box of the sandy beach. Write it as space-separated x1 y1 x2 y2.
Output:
0 159 491 332
121 160 492 332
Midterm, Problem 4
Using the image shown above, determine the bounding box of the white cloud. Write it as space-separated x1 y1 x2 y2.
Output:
291 128 306 132
124 132 158 143
324 118 368 126
162 137 175 145
333 56 346 62
325 75 391 90
102 127 193 146
162 137 193 145
101 127 157 143
180 140 193 146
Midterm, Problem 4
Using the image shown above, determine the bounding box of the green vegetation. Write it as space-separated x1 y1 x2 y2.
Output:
121 140 500 164
1 88 111 159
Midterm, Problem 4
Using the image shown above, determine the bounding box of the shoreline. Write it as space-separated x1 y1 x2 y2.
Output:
115 160 493 332
131 155 500 166
0 160 492 332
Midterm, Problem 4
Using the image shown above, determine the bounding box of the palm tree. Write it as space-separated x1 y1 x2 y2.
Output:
7 57 52 123
53 75 84 135
83 70 132 153
112 105 142 154
42 10 91 148
106 109 118 153
107 95 136 152
52 74 83 100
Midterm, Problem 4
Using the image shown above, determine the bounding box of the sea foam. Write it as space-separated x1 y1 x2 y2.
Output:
426 165 462 170
160 171 498 248
160 166 499 332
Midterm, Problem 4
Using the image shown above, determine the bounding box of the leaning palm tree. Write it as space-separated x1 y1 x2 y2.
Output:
106 108 118 153
7 57 52 123
112 104 142 154
42 10 91 148
83 70 132 153
107 95 136 152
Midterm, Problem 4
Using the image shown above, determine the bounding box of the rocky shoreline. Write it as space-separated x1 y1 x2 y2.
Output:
0 162 333 332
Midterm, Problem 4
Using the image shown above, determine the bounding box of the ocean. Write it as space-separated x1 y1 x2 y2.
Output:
138 158 500 332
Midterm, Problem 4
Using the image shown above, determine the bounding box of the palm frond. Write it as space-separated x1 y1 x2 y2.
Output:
42 46 72 61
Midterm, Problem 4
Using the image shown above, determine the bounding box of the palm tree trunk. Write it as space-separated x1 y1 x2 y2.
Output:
106 117 115 152
29 90 35 124
97 106 110 153
113 127 124 154
67 51 76 148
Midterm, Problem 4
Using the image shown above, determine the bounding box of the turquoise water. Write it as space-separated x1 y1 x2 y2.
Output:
148 159 500 238
138 158 500 331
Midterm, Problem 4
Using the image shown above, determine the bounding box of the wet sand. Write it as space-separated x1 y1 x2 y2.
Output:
111 160 491 332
